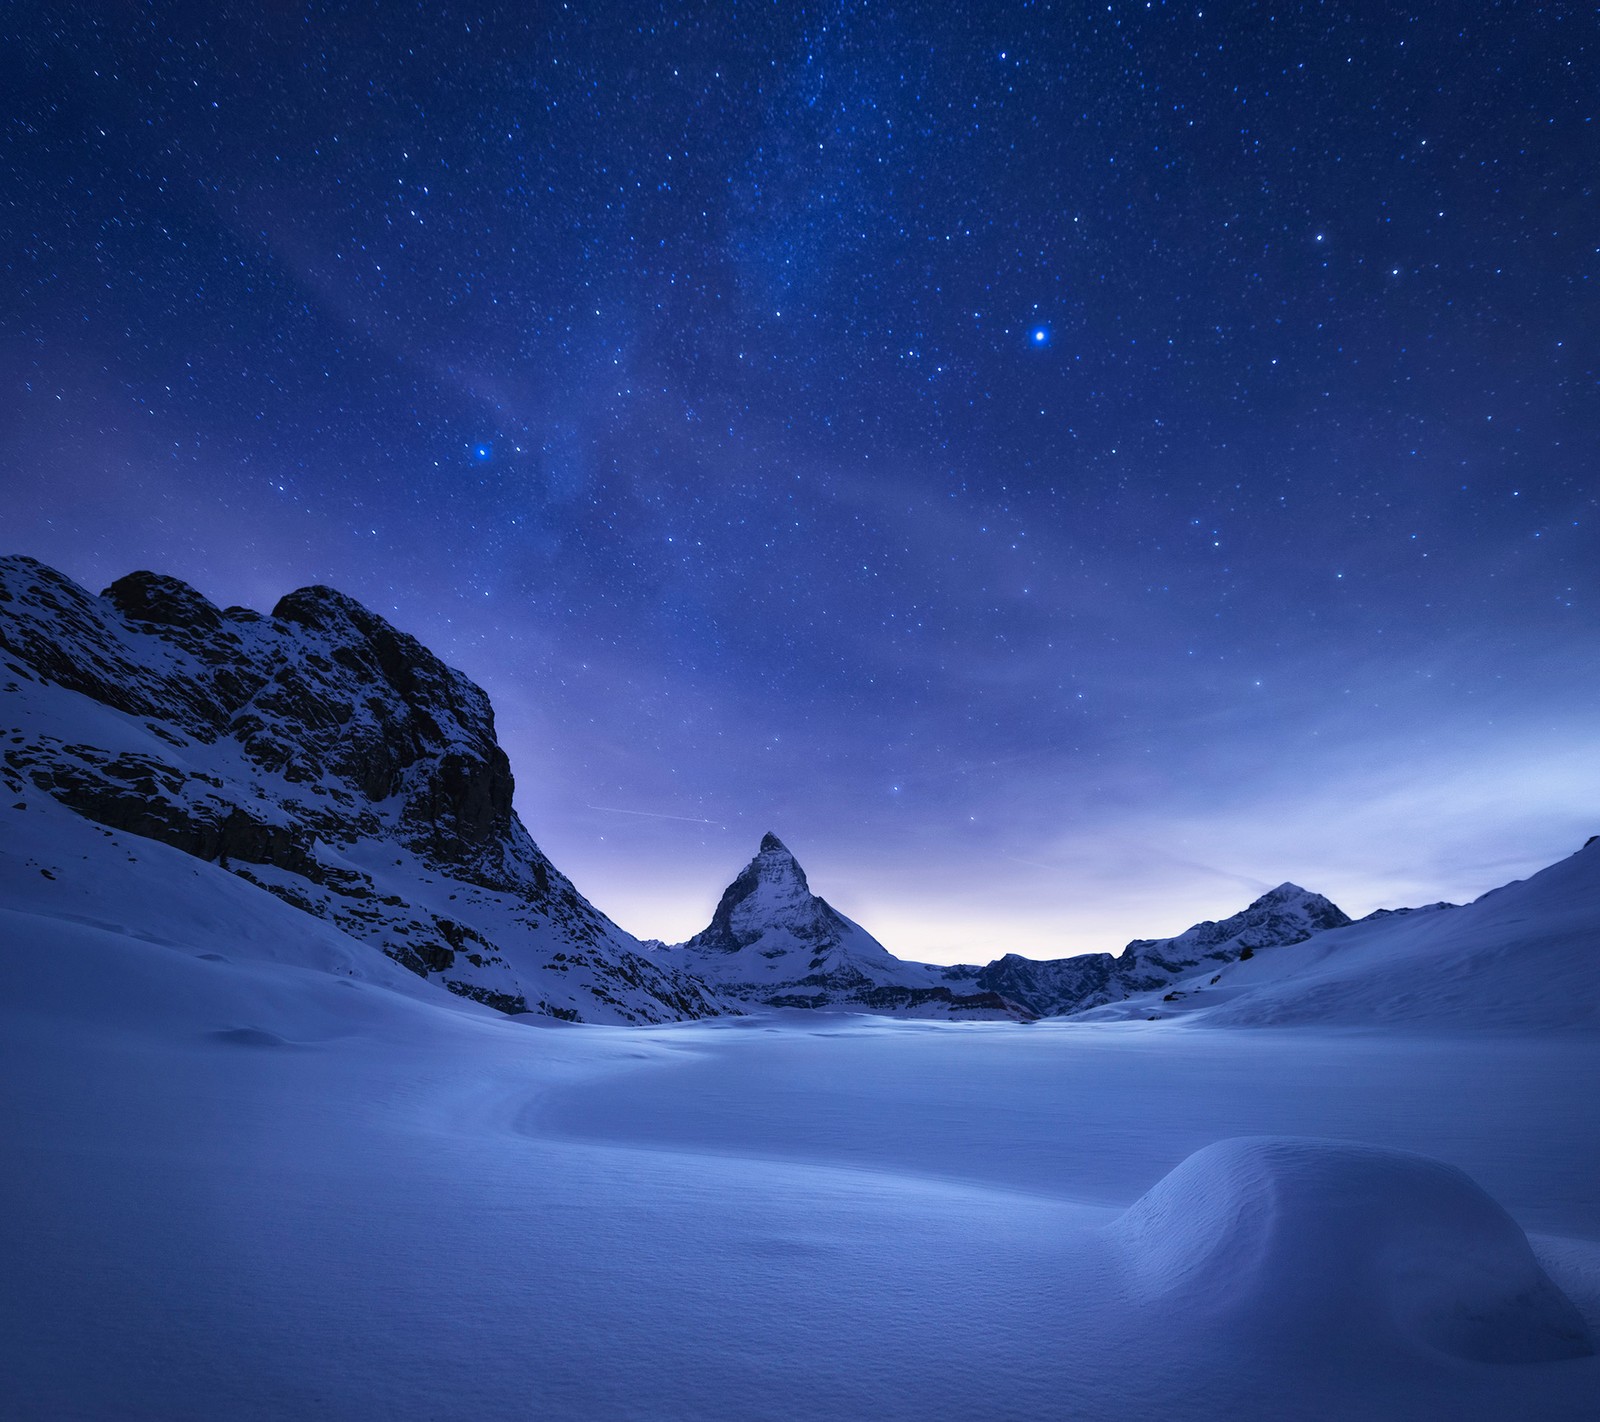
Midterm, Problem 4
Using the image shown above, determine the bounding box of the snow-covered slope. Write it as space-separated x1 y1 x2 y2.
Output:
940 882 1351 1017
1078 840 1600 1031
0 555 734 1024
668 834 1029 1018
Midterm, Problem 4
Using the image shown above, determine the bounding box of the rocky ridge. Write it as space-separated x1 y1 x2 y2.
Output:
1 556 1372 1027
0 556 733 1024
938 882 1353 1018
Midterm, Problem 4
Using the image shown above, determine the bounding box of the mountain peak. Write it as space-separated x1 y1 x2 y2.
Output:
683 835 828 955
2 557 737 1025
1254 882 1321 908
271 583 391 640
103 570 223 633
674 834 1023 1017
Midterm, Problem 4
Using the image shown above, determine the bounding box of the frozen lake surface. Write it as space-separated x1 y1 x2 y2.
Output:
3 923 1597 1420
539 1013 1600 1236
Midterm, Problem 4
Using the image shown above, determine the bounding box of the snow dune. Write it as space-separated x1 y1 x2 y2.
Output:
2 795 1598 1419
1116 1136 1591 1365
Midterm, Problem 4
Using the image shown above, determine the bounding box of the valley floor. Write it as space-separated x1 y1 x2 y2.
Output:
3 910 1598 1420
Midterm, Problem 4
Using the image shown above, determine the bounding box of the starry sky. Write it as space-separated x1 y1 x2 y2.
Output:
4 2 1597 962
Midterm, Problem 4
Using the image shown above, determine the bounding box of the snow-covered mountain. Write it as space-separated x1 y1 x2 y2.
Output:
7 556 1591 1038
667 833 1031 1018
1113 839 1600 1032
0 556 734 1024
938 882 1351 1017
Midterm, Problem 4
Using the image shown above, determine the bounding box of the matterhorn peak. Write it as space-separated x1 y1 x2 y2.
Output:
670 832 1028 1018
1255 882 1335 909
744 832 810 894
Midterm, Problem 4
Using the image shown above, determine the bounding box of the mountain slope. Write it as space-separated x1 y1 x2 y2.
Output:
669 834 1030 1018
1156 840 1600 1032
0 555 733 1024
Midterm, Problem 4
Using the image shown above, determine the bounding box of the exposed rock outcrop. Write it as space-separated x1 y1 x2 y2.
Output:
0 555 734 1024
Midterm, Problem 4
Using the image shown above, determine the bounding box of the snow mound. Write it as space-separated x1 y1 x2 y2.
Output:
1116 1136 1594 1364
209 1026 297 1048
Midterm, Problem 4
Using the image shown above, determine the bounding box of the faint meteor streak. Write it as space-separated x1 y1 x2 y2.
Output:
586 804 725 827
992 851 1062 872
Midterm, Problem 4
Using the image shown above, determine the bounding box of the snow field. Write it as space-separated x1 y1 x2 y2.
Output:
2 796 1599 1419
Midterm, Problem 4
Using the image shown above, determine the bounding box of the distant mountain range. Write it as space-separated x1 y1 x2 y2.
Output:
4 556 1592 1030
661 833 1352 1020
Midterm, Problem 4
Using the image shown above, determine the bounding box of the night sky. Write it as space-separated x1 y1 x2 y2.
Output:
4 2 1597 961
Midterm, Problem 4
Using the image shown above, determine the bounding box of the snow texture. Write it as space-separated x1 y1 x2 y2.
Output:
1081 838 1600 1031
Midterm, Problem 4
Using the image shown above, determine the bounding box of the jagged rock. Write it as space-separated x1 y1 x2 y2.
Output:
103 570 225 634
0 555 736 1025
958 950 1121 1018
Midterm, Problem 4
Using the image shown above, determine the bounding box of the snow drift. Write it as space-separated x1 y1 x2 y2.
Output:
1117 1136 1594 1364
4 793 1599 1419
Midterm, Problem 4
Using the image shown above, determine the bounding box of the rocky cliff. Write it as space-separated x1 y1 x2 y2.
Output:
0 556 734 1024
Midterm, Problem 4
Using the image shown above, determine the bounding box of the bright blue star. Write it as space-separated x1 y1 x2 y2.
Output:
471 442 493 463
1030 326 1050 347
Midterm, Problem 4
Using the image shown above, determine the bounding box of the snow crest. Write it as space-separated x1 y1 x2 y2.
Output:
943 882 1352 1018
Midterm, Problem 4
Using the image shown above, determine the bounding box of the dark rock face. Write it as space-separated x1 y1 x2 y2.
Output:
0 560 527 886
104 570 226 633
263 583 516 860
22 746 316 875
0 555 733 1024
964 951 1121 1018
